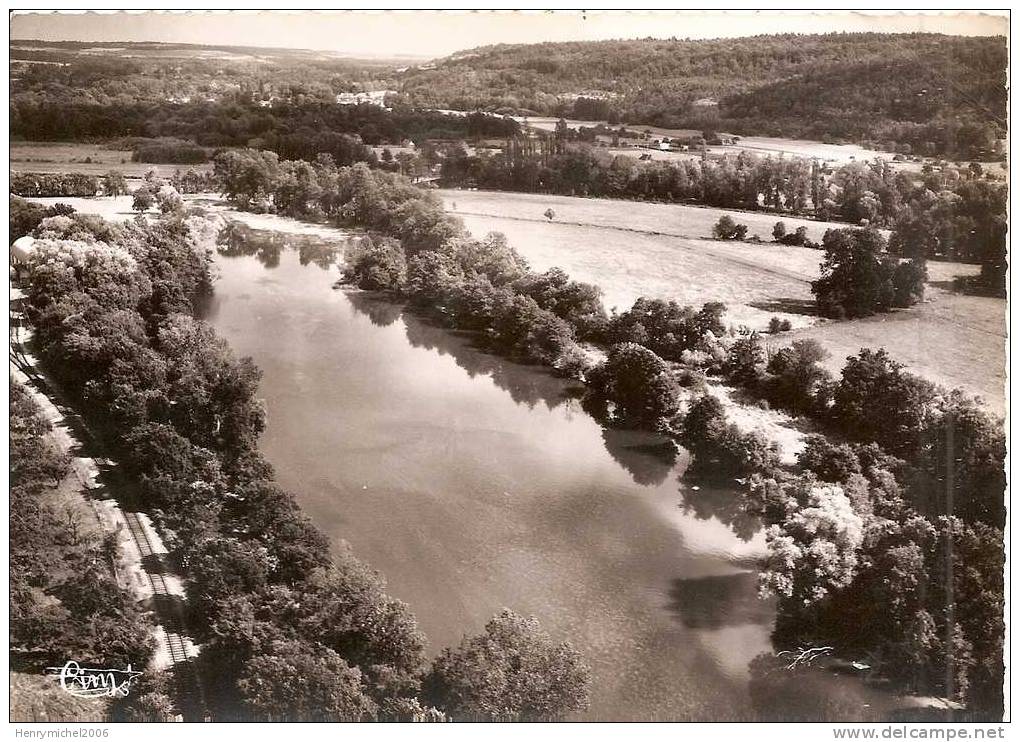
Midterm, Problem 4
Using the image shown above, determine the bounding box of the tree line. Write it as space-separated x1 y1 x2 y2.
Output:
11 96 518 155
440 144 1006 293
12 34 1005 159
691 336 1006 715
11 171 101 197
17 153 1001 717
13 204 590 722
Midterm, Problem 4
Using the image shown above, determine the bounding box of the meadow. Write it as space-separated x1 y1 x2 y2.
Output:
440 189 1004 412
10 141 213 181
440 188 890 245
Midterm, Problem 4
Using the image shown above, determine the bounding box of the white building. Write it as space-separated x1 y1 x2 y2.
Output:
335 90 395 108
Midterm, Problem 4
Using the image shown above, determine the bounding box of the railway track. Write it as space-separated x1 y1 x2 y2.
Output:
120 509 205 720
10 295 207 721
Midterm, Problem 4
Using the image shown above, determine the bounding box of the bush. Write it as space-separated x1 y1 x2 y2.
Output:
606 298 725 362
763 339 831 414
777 226 809 246
11 172 99 197
10 196 76 244
767 316 793 333
237 640 377 721
796 435 862 483
713 215 749 240
513 267 606 339
892 258 927 307
831 348 936 457
132 188 156 212
424 609 590 721
552 344 593 380
759 481 864 605
155 185 184 214
488 292 575 364
103 170 129 197
812 227 924 317
679 394 780 476
585 343 681 427
722 333 766 386
342 237 408 291
132 139 210 164
112 670 177 722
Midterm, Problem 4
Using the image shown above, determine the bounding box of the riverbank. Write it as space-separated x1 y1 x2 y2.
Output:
204 221 783 720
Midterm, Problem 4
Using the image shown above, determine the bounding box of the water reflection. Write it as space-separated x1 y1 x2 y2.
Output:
677 481 762 543
600 429 677 487
217 221 347 271
344 293 700 489
201 222 913 721
346 290 577 413
747 652 885 722
669 572 774 629
343 290 403 328
213 226 770 539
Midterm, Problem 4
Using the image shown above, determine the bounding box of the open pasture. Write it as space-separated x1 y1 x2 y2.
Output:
784 291 1006 413
10 141 213 180
439 188 892 245
440 189 1003 411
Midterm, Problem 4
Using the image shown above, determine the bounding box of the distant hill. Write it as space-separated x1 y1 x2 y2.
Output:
10 38 414 67
394 33 1007 157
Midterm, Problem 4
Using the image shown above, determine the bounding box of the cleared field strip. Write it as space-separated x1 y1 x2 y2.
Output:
452 208 818 285
11 141 213 180
440 188 863 244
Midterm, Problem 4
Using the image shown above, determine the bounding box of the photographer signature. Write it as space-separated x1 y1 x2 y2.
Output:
46 661 143 698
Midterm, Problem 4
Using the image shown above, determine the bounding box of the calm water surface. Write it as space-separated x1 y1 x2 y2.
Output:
201 224 782 721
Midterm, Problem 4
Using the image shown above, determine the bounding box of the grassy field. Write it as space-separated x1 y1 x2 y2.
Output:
440 188 888 244
784 292 1006 413
440 189 1004 412
11 141 213 180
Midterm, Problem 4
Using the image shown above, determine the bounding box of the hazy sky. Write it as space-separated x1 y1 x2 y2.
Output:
10 10 1008 60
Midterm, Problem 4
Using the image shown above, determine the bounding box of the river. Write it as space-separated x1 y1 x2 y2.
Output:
23 194 906 720
201 223 778 721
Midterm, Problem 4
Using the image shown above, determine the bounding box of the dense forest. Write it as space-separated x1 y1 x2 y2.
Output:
395 33 1006 158
10 378 154 676
10 39 517 152
10 40 398 105
10 97 517 156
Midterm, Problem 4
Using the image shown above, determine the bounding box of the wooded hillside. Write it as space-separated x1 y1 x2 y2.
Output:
395 33 1006 158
